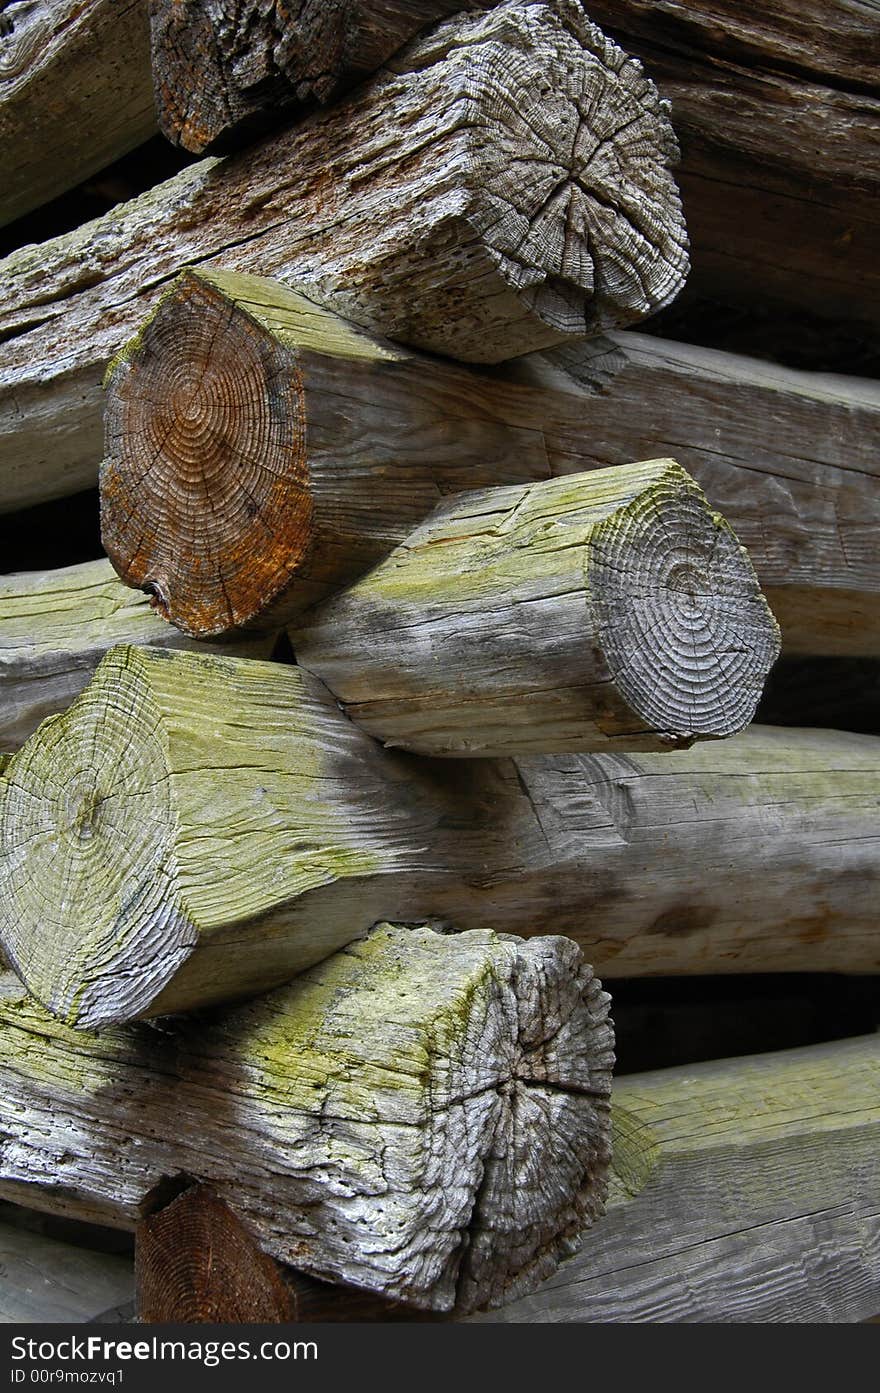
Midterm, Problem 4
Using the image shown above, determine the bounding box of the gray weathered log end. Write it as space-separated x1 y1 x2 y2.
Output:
292 460 781 755
0 924 614 1313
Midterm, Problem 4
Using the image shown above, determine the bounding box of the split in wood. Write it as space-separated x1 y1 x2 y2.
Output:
0 923 614 1314
1 645 877 1028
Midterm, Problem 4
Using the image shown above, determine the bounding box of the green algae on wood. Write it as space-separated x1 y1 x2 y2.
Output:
292 459 781 756
0 557 275 749
0 923 614 1314
2 641 879 1028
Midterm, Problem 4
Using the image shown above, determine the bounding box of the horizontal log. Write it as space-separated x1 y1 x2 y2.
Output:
580 1 880 343
0 1219 134 1323
101 272 867 655
0 0 154 228
521 333 880 657
1 646 877 1028
0 2 687 517
0 558 276 749
0 924 614 1313
291 460 780 755
148 0 482 153
473 1033 880 1323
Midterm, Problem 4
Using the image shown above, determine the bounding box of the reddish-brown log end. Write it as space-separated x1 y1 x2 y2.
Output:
101 269 314 638
136 1182 297 1323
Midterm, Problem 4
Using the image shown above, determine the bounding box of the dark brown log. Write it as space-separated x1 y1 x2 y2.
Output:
136 1185 296 1323
580 0 880 347
1 646 876 1029
148 0 483 153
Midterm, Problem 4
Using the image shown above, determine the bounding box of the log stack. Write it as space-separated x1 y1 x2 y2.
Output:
0 0 877 1326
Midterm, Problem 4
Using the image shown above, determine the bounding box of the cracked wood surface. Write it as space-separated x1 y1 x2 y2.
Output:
580 1 880 343
0 0 154 228
100 271 871 655
1 644 877 1027
0 923 614 1314
0 0 687 517
148 0 483 153
474 1032 880 1323
5 1033 876 1324
291 459 780 755
0 558 275 750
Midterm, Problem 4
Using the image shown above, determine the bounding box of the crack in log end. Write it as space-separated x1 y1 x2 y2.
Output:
590 463 781 742
465 2 689 337
101 269 314 638
0 648 197 1029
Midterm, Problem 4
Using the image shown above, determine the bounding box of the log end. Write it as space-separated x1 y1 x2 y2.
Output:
0 647 196 1028
463 2 690 349
590 460 782 743
101 268 315 638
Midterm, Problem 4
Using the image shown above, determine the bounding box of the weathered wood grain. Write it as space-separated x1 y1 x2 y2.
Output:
291 460 780 755
474 1033 880 1324
0 558 275 750
136 1185 297 1323
0 924 614 1313
148 0 483 153
101 272 870 655
0 1 687 516
0 1219 134 1324
0 0 154 229
580 1 880 344
522 333 880 657
1 645 877 1027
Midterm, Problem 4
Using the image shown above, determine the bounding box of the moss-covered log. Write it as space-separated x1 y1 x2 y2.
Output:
0 924 614 1314
1 646 877 1028
0 0 154 228
292 460 780 755
148 0 482 154
101 271 877 653
0 2 687 518
0 558 275 750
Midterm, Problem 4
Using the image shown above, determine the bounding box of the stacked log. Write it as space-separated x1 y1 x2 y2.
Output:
0 558 275 749
0 0 876 1328
0 923 614 1313
99 270 878 655
0 0 689 517
1 646 875 1029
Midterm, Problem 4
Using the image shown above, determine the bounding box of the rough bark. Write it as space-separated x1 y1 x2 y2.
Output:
0 1 687 514
101 271 864 655
580 1 880 345
291 460 780 756
0 0 154 228
0 558 275 750
148 0 484 153
136 1185 297 1323
1 645 877 1028
475 1033 880 1324
0 923 615 1314
519 333 880 657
